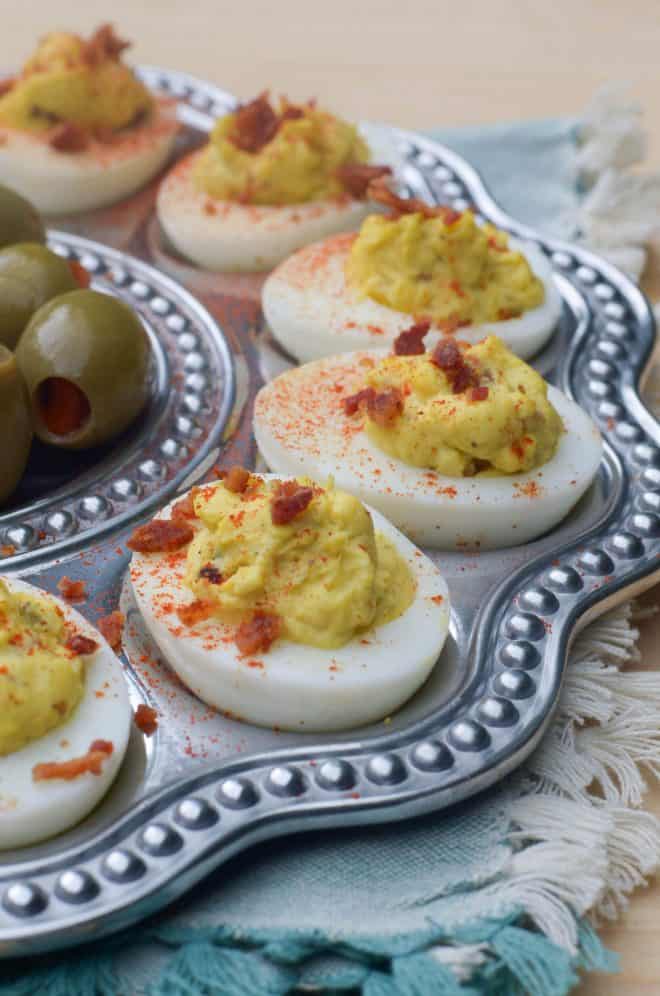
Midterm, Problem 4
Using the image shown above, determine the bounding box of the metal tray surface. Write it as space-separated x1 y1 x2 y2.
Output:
0 69 658 956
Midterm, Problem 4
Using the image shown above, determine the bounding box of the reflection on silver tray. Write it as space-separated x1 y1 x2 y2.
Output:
0 68 658 957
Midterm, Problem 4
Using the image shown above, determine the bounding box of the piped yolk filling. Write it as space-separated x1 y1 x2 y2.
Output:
183 475 415 650
193 93 372 206
0 581 89 756
346 209 545 326
343 335 562 478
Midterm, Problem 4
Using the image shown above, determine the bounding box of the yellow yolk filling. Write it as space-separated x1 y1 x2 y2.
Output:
194 100 369 206
346 210 544 325
0 30 153 134
185 477 415 649
362 336 562 477
0 581 85 756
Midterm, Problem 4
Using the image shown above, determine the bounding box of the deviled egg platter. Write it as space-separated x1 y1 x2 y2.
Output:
0 577 131 849
262 181 562 362
128 471 450 732
253 334 603 549
0 25 180 214
156 92 393 272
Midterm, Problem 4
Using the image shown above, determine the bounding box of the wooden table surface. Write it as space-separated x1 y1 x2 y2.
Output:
2 1 660 990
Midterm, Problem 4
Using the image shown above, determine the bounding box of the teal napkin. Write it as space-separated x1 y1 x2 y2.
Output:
2 112 656 996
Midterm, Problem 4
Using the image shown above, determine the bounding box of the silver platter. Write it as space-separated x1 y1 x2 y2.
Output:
0 69 658 957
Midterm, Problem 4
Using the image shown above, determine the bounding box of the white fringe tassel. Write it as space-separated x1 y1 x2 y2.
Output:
418 88 660 986
490 602 660 958
423 595 660 980
569 84 660 280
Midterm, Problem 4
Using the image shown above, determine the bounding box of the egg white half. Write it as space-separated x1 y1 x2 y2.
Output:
129 478 450 732
156 150 375 273
0 100 179 215
253 352 603 549
0 577 131 850
262 233 562 362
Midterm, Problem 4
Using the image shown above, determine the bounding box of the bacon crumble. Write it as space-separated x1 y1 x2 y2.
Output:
393 321 431 355
335 162 392 199
176 600 215 627
171 490 199 522
98 611 125 651
127 520 194 553
134 704 159 736
83 24 131 66
430 340 480 394
235 611 281 655
342 386 404 426
57 577 87 602
65 634 99 656
229 92 280 153
342 386 375 416
367 178 463 224
469 385 489 402
49 121 89 153
271 481 314 525
220 466 251 494
367 387 404 427
32 740 113 782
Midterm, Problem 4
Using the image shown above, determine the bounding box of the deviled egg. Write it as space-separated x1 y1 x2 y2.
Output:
129 472 449 731
0 25 179 214
262 183 562 361
0 577 131 849
254 336 603 549
157 92 392 271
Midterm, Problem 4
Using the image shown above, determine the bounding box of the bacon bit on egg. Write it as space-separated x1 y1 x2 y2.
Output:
69 260 91 288
49 121 89 153
127 520 194 553
199 564 223 584
83 23 131 66
468 385 489 402
134 704 158 736
32 740 113 782
229 92 280 153
0 77 14 97
220 466 251 494
57 576 87 602
176 600 215 627
335 162 392 199
367 387 404 427
170 489 199 522
498 308 522 321
342 385 404 425
65 633 99 656
393 320 430 355
235 611 281 655
430 340 479 394
271 481 314 525
367 177 463 224
98 611 125 651
342 387 375 416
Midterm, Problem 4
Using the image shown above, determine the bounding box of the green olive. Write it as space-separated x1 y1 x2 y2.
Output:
0 244 79 349
0 184 45 250
0 345 33 504
15 290 151 450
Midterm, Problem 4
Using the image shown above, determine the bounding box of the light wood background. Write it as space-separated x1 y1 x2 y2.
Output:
4 2 660 991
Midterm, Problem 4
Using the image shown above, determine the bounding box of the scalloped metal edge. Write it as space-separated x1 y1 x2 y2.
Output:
0 75 658 956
